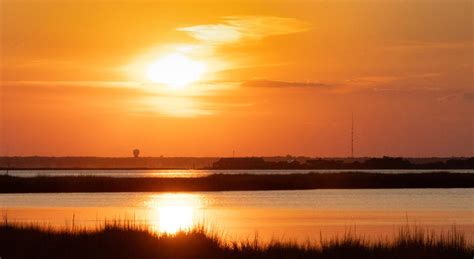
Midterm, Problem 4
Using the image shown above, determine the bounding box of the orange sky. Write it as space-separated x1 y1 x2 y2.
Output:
1 0 473 157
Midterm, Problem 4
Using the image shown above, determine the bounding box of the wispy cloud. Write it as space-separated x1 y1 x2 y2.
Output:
242 79 327 88
437 92 474 103
0 81 146 99
4 16 312 118
0 80 138 88
178 16 310 44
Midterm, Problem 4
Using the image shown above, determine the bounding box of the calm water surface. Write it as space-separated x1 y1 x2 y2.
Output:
3 169 473 178
1 188 473 242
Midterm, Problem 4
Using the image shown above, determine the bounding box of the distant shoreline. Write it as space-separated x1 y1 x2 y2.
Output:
1 172 473 193
1 156 472 170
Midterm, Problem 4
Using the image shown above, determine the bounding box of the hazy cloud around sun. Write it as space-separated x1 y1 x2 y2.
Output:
178 16 311 44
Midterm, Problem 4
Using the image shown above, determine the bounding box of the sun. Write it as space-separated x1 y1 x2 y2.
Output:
146 53 206 88
158 206 193 233
145 193 202 234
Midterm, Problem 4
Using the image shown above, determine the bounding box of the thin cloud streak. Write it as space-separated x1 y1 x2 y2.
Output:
242 79 328 88
178 16 310 44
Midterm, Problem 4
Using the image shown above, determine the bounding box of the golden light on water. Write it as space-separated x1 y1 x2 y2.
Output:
146 193 203 234
158 206 193 233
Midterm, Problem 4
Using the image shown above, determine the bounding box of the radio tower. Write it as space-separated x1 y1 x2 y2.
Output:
351 113 354 158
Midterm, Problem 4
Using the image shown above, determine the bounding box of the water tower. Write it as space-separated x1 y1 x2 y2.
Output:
133 149 140 158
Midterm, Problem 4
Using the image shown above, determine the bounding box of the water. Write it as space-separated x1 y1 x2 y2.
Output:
1 188 473 242
3 169 472 178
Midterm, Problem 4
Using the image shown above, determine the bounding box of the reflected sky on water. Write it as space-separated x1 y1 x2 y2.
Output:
1 189 473 241
4 169 473 178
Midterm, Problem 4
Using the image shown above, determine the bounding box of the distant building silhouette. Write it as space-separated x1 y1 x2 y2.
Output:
133 149 140 158
351 113 354 158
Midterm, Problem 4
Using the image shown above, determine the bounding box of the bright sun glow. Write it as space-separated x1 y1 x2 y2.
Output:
159 206 193 233
146 53 206 88
146 193 202 234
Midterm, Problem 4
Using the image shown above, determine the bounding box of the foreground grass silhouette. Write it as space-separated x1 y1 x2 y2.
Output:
1 172 473 193
0 220 471 259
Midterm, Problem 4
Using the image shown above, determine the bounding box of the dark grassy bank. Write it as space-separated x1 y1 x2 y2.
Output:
0 172 473 193
0 221 471 259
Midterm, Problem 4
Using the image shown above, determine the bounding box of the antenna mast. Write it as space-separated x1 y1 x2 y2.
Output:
351 113 354 158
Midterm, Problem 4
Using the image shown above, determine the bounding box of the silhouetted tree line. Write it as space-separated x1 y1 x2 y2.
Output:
0 156 472 170
212 157 474 169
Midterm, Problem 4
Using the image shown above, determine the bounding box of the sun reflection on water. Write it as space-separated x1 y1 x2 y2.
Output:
145 193 203 234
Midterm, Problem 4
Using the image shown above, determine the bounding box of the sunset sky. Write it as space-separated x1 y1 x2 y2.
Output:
1 0 472 157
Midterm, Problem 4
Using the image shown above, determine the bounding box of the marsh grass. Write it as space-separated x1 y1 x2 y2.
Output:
1 172 473 193
0 217 471 259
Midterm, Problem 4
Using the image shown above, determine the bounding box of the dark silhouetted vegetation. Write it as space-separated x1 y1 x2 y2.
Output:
212 157 474 169
0 172 473 193
1 156 473 170
0 220 471 259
